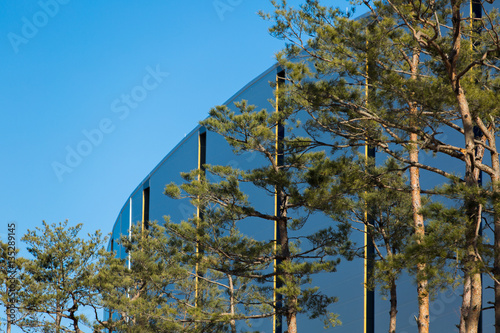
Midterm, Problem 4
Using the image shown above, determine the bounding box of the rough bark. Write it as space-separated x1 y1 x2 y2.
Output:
389 278 397 333
481 120 500 333
455 87 482 333
228 274 236 333
276 180 297 333
493 174 500 333
277 210 297 333
494 179 500 333
446 1 482 330
409 51 429 333
6 318 11 333
56 305 61 333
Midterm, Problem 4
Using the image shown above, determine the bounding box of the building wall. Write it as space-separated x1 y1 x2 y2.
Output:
106 61 490 332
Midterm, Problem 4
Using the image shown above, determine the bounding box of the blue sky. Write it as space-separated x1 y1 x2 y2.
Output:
0 0 364 263
1 1 297 243
0 0 357 319
0 0 354 330
0 2 301 329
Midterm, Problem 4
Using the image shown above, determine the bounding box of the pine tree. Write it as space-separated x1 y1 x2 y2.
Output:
165 101 353 332
97 221 243 333
334 159 415 333
19 221 107 333
0 240 32 333
262 0 500 331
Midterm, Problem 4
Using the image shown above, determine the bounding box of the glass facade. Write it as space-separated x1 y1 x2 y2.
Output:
106 61 491 332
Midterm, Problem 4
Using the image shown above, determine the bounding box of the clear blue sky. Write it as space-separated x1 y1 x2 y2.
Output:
0 0 356 330
0 0 356 259
1 1 285 243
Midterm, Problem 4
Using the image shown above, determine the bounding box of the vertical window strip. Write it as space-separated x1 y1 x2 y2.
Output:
274 67 285 333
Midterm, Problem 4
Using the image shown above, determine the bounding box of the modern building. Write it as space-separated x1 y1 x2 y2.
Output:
105 52 494 331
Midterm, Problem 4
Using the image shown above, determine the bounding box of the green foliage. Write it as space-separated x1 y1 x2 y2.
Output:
5 1 500 332
327 158 419 295
97 222 197 332
3 220 110 333
0 239 39 332
413 179 492 288
99 220 274 332
261 0 500 330
165 98 353 330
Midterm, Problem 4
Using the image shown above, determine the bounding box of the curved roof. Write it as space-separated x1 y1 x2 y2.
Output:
109 61 280 233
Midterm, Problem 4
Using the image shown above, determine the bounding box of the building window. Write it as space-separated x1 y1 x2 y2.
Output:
142 186 150 230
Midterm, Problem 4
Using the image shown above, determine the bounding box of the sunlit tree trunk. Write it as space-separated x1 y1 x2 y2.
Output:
408 51 429 333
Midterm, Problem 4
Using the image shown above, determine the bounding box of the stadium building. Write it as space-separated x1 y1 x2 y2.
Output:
104 54 494 331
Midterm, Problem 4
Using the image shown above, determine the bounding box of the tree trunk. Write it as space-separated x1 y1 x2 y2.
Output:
56 306 62 333
494 179 500 333
389 278 397 333
481 122 500 333
446 2 482 328
488 145 500 333
460 262 482 333
455 88 482 333
410 158 429 333
277 199 296 333
56 314 61 333
460 274 471 333
409 52 429 333
228 274 237 333
287 300 298 333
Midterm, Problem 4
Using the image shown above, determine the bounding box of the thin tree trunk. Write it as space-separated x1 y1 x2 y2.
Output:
446 1 482 329
455 88 482 333
277 196 297 333
6 318 11 333
69 305 83 333
389 277 397 333
460 257 482 333
287 299 298 333
409 51 429 333
492 175 500 333
494 180 500 333
382 236 398 333
486 125 500 333
460 274 471 333
56 306 62 333
411 163 429 333
228 274 237 333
